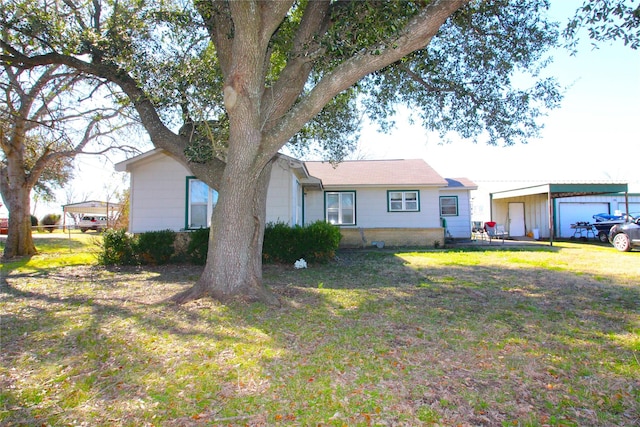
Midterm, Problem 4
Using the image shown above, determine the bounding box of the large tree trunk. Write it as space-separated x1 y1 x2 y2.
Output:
170 10 285 306
172 158 279 305
2 185 36 259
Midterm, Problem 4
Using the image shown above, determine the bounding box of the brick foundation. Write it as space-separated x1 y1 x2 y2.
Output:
338 227 445 248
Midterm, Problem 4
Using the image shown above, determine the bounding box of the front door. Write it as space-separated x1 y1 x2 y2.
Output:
508 202 526 236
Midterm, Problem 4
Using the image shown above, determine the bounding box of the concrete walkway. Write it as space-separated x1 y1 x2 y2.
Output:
452 235 550 248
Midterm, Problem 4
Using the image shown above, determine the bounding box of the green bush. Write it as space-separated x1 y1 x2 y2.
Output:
98 222 341 266
135 229 176 265
186 228 210 265
40 213 60 233
303 220 342 263
262 222 300 263
30 215 38 227
263 221 341 264
98 229 137 265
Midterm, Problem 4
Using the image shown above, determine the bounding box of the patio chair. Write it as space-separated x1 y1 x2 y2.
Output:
484 222 507 244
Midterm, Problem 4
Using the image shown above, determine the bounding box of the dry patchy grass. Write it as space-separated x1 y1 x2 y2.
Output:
1 240 639 426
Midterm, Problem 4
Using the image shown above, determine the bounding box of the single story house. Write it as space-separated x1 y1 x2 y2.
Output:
115 149 477 247
489 182 637 241
303 160 477 246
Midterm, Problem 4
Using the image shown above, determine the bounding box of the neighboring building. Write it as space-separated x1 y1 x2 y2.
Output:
488 183 637 240
62 200 122 231
115 149 477 247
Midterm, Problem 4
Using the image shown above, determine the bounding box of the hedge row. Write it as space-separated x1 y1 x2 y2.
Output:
98 221 341 266
97 229 182 265
262 221 341 264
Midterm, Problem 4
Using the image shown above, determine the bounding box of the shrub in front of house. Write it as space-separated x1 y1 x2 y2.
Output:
99 229 176 265
186 228 210 265
262 222 301 264
98 229 137 265
301 220 342 263
135 229 177 265
98 222 340 266
263 221 341 264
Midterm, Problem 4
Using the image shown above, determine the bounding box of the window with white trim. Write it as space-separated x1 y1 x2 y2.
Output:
325 191 355 225
388 191 419 212
439 196 458 216
187 178 218 229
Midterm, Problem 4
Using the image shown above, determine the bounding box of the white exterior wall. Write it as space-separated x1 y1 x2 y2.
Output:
492 193 640 239
554 194 640 217
554 195 640 238
126 152 300 233
492 194 551 238
304 186 443 228
128 154 192 233
122 151 473 237
617 200 640 214
265 159 301 226
303 188 325 224
440 189 473 238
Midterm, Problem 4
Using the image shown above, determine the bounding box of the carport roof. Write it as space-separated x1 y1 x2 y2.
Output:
62 200 121 215
491 183 628 200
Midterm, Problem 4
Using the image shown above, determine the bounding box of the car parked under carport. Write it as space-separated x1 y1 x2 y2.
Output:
609 216 640 252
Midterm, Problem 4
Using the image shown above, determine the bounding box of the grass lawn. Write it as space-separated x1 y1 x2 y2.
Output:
1 235 639 426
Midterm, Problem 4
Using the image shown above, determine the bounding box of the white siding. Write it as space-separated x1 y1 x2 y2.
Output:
128 154 191 233
122 151 475 236
304 187 443 228
265 159 296 225
126 152 299 233
304 189 325 224
616 201 640 215
440 190 473 238
492 194 551 238
491 194 640 240
558 202 608 238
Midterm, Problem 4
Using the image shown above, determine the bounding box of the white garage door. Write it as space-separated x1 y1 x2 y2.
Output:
558 202 609 238
616 202 640 216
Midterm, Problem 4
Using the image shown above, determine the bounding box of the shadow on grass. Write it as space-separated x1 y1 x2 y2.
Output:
1 246 639 425
0 264 263 424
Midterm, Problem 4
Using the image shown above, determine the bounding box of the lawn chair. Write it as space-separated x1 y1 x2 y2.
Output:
484 222 507 244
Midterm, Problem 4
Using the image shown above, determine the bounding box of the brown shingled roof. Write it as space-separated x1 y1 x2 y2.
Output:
304 159 448 187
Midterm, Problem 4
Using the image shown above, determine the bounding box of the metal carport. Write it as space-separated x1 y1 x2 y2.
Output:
490 183 629 245
62 200 122 230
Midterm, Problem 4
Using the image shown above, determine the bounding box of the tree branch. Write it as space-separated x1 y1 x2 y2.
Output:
261 0 470 157
2 37 228 189
260 0 331 128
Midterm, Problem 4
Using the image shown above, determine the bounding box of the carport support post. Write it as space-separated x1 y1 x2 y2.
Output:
67 220 72 251
489 193 494 224
625 191 629 222
63 207 72 252
548 189 553 247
